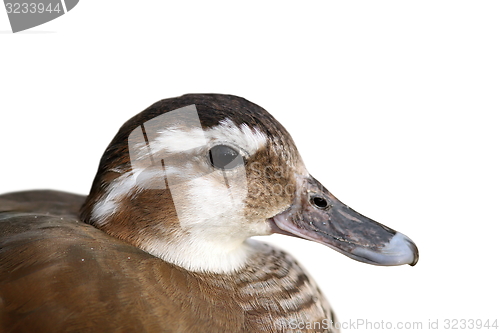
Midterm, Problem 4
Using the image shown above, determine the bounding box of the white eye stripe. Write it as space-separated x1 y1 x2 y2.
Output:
212 119 268 155
152 127 207 155
150 118 267 156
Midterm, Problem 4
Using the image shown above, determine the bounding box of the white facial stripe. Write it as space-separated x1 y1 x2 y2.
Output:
151 127 206 155
211 119 268 154
91 167 170 224
150 118 267 155
91 171 137 225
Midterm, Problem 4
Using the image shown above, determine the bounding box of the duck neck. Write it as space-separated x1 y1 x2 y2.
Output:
140 232 255 274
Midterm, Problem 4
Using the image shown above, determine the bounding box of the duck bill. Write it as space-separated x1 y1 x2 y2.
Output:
269 176 419 266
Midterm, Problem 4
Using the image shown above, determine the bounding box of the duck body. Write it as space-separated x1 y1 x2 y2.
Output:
0 191 335 333
0 94 417 332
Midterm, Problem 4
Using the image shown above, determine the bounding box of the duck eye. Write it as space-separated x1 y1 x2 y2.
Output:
310 196 329 209
208 145 244 170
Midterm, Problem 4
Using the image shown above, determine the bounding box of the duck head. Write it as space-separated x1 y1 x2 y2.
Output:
81 94 418 273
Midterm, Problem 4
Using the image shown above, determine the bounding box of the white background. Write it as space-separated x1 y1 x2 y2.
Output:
1 2 499 332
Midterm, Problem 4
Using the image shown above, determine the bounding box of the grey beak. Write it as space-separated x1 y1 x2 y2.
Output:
269 176 419 266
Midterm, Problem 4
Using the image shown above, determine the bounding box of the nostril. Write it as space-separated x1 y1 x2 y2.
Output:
310 196 329 209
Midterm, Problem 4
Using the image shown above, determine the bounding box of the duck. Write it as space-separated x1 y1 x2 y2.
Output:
0 94 418 333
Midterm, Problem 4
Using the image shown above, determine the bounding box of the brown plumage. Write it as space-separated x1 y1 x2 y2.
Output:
0 191 335 332
0 94 417 332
